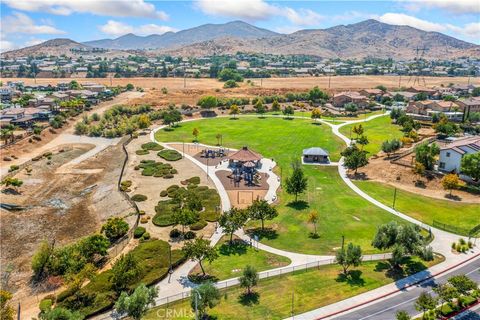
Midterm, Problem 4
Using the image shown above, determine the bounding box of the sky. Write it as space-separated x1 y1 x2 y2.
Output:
0 0 479 52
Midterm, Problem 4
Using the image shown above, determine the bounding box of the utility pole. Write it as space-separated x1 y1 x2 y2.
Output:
168 245 173 283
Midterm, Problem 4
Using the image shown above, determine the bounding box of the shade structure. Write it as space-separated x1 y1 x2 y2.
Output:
243 161 256 168
228 146 262 162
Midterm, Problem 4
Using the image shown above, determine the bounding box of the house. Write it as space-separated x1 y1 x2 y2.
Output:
429 101 463 113
0 86 13 102
405 87 437 98
456 97 480 118
406 100 434 115
359 89 383 100
303 147 329 164
438 137 480 174
332 92 369 108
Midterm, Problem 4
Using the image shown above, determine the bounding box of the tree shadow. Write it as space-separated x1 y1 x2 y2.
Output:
375 257 428 281
347 172 369 181
336 270 365 287
229 118 240 120
286 200 309 210
1 188 21 195
246 227 278 240
218 240 248 256
308 232 320 239
283 117 294 120
188 273 219 284
311 122 322 126
238 292 260 306
445 194 462 201
415 180 426 188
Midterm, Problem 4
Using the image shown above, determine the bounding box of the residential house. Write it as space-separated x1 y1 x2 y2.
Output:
332 92 369 108
456 97 480 118
438 137 480 174
406 100 434 115
0 86 13 103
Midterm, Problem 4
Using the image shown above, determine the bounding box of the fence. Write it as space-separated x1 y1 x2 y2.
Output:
432 220 470 237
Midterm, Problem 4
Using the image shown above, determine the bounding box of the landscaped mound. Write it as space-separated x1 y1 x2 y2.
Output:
157 149 182 161
141 142 164 151
153 178 220 227
135 160 177 178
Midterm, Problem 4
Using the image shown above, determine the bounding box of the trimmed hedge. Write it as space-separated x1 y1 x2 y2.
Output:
131 194 147 202
157 149 182 161
141 142 164 151
137 160 177 178
134 226 146 238
135 149 149 155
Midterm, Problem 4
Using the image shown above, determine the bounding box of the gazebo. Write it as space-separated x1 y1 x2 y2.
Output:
303 147 329 163
228 146 262 169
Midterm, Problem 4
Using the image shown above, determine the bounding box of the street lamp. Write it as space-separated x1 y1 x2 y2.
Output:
168 245 173 283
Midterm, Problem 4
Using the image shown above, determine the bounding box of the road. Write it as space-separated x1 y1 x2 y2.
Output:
332 256 480 320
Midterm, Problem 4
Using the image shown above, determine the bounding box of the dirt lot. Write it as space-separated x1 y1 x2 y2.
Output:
357 153 480 203
122 135 217 249
0 140 133 312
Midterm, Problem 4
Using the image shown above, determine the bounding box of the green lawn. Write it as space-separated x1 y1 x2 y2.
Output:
190 236 291 281
339 115 404 156
146 256 443 320
354 180 480 232
156 117 407 255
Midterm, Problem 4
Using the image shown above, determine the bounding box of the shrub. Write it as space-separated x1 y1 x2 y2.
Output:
120 180 132 191
184 231 196 240
170 169 178 174
140 217 148 224
141 232 151 241
141 142 163 151
224 80 239 88
418 246 434 261
170 229 181 238
160 190 168 197
138 160 175 178
163 174 174 179
134 227 146 238
157 149 182 161
187 176 201 185
102 217 129 242
190 220 207 231
167 185 179 192
8 165 19 172
131 194 147 202
136 149 149 155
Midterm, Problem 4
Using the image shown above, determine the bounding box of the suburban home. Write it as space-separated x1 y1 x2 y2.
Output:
438 137 480 174
302 147 330 164
0 86 13 102
406 100 434 115
456 97 480 119
405 87 437 98
429 101 463 113
359 89 383 100
332 91 369 108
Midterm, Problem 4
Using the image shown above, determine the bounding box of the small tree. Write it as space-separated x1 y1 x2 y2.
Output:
183 238 218 276
345 102 358 113
341 144 368 174
218 208 248 244
101 217 129 242
197 96 218 109
254 99 266 117
311 108 322 122
215 133 222 146
282 105 294 118
307 210 319 236
448 274 478 296
190 282 220 319
192 128 199 142
433 283 458 310
125 83 134 91
285 161 308 202
335 243 362 275
396 310 411 320
115 283 158 320
441 174 461 197
271 99 280 112
110 253 141 293
31 240 54 281
460 153 480 181
352 124 364 138
239 265 259 295
0 290 15 320
229 104 240 119
414 292 437 320
173 209 198 235
356 135 369 150
1 177 23 192
246 199 278 230
414 142 439 170
382 139 402 157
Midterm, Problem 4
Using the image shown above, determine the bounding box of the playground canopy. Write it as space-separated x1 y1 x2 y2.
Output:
228 146 262 162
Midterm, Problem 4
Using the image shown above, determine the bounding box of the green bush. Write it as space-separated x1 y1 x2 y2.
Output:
163 174 174 179
167 185 179 192
190 220 207 231
134 227 146 238
138 160 176 178
131 194 147 202
157 149 182 161
8 165 19 172
135 149 149 155
141 232 151 241
170 169 178 174
141 142 164 151
160 190 168 197
187 176 201 185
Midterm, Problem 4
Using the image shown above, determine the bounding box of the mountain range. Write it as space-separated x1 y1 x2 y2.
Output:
2 20 479 60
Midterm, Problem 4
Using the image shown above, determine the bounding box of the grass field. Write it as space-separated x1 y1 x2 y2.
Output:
146 256 443 320
156 117 406 254
354 180 480 231
339 115 404 156
190 236 291 281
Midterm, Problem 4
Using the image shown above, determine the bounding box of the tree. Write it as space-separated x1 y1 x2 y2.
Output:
115 283 158 320
78 235 110 260
69 80 80 90
223 79 238 88
307 210 319 236
218 208 248 244
396 310 411 320
125 83 134 91
137 114 151 129
441 174 461 197
173 208 198 235
197 96 218 109
1 177 23 192
448 274 478 296
434 117 459 137
183 238 218 276
344 102 358 113
356 135 369 150
110 253 141 293
309 86 328 102
192 128 199 141
190 282 220 319
381 139 402 157
311 108 322 121
229 104 240 119
472 87 480 97
460 153 480 181
341 144 368 174
254 99 266 117
285 161 308 202
215 133 222 146
101 217 129 242
414 142 439 170
376 85 387 92
218 68 243 82
414 292 437 319
335 243 362 275
271 99 280 112
433 283 458 309
40 307 84 320
31 240 55 280
162 109 182 127
0 290 14 320
246 199 278 230
352 124 364 138
239 265 259 295
282 105 294 118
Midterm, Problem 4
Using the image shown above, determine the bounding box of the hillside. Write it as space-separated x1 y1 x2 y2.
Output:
1 39 89 58
84 21 278 50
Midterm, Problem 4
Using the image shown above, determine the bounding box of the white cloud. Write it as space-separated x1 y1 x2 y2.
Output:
195 0 323 26
1 12 66 35
377 13 447 32
2 0 169 20
275 26 302 34
446 22 480 38
0 40 18 52
24 38 46 47
99 20 177 37
399 0 480 14
333 11 375 22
